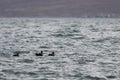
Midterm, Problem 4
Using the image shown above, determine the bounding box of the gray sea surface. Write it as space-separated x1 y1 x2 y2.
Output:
0 18 120 80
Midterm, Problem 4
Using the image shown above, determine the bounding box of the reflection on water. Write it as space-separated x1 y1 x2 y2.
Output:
0 18 120 80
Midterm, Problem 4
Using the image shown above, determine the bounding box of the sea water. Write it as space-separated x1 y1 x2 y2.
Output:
0 18 120 80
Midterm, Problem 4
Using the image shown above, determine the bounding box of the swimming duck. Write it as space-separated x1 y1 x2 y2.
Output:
13 53 19 57
35 51 43 56
48 52 55 56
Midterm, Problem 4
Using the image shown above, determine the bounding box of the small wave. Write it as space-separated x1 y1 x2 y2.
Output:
112 26 120 32
112 29 120 32
72 29 80 33
40 78 48 80
92 37 111 43
2 69 14 74
18 59 34 63
90 28 99 32
2 69 37 77
71 24 78 27
43 72 60 77
106 75 117 79
52 33 75 38
67 73 83 77
0 77 7 80
39 46 50 49
72 36 85 40
85 75 106 80
64 43 74 46
13 51 30 54
0 52 11 58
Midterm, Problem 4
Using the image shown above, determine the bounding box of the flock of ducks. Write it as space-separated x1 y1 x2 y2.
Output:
13 51 55 57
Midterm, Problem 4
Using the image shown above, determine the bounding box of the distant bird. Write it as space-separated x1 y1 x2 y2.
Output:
48 52 55 56
35 51 43 56
13 53 19 57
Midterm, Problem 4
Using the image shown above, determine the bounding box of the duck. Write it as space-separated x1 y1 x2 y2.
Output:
35 51 43 56
48 52 55 56
13 53 19 57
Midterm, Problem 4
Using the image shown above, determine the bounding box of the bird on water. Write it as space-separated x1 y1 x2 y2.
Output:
35 51 43 56
13 53 19 57
48 52 55 56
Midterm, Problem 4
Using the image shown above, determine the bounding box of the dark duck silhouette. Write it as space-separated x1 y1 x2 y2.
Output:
35 51 43 56
13 53 19 57
48 52 55 56
13 51 21 57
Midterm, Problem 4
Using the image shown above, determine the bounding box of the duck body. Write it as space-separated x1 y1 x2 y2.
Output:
35 51 43 56
48 52 55 56
35 53 43 56
13 53 19 57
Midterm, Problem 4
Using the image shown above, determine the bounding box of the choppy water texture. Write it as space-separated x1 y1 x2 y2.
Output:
0 18 120 80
